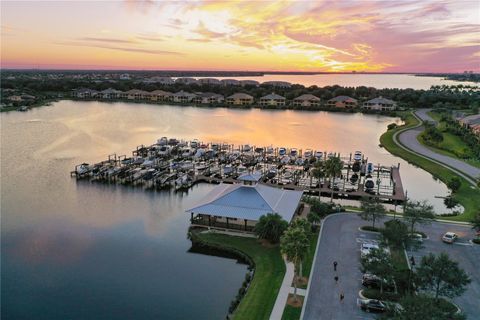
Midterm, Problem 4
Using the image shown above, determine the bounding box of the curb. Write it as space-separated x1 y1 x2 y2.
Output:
299 212 351 320
393 110 478 187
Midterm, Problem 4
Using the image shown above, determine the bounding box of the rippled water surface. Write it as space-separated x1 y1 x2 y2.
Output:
1 100 452 319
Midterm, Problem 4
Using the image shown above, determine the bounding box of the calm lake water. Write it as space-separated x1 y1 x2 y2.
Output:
196 74 478 90
1 100 452 319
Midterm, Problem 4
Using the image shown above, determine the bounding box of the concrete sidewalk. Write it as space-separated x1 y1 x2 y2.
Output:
269 259 295 320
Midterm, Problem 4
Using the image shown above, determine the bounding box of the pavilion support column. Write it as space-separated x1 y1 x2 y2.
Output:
208 215 211 226
226 217 229 229
244 219 248 231
190 212 193 223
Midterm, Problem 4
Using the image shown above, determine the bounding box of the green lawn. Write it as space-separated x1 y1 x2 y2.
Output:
379 112 480 221
196 232 285 320
422 111 480 168
281 303 302 320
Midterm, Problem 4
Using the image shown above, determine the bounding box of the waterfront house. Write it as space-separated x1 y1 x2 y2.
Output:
175 77 198 85
226 93 254 106
259 93 286 107
125 89 150 100
240 80 260 87
293 94 321 107
327 96 358 108
262 81 292 88
363 97 397 111
193 92 224 104
72 88 99 99
100 88 122 99
172 90 197 103
186 176 303 232
150 90 173 101
198 78 221 85
221 79 240 86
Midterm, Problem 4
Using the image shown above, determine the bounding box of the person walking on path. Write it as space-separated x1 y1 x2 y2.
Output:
334 275 339 284
340 292 345 303
333 261 338 271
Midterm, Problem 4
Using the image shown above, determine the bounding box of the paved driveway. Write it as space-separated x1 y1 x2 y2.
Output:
406 222 480 316
397 109 480 180
302 213 480 319
302 213 378 320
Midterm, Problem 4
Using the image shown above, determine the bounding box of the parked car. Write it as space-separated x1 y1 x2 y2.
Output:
360 242 379 257
409 233 423 242
442 232 458 244
359 299 387 313
362 274 395 291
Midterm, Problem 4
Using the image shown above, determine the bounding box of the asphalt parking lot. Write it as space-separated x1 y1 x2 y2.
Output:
302 213 379 320
302 213 480 320
406 222 480 316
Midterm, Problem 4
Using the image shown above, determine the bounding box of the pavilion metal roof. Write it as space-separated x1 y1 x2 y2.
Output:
186 183 303 222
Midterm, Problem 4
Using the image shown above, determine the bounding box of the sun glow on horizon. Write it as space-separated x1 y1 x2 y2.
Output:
1 0 479 72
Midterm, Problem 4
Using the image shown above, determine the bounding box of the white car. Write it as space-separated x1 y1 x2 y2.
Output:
361 243 379 257
442 232 458 244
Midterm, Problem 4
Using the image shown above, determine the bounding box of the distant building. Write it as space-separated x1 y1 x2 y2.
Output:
259 93 286 107
221 79 241 86
458 113 480 136
72 88 98 99
193 92 224 104
226 93 254 106
198 78 221 85
262 81 291 88
99 88 122 99
240 80 260 87
7 95 23 102
150 90 173 101
175 77 198 85
327 96 358 108
119 73 131 80
172 90 197 103
363 97 396 111
143 77 175 85
125 89 150 100
293 94 320 107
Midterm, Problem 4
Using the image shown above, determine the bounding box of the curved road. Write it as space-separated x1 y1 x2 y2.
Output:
397 109 480 182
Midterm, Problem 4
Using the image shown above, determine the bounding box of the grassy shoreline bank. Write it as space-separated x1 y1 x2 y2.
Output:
380 112 479 221
190 230 285 320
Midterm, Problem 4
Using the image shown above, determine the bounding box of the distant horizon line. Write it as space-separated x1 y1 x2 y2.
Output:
1 68 477 75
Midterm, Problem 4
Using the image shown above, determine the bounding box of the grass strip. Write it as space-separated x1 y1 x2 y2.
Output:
380 112 480 221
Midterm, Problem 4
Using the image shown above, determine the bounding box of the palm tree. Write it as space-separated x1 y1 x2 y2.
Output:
324 156 344 202
254 213 288 243
280 226 310 302
311 160 325 197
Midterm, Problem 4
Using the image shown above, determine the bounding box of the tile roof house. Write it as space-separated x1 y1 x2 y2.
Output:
226 93 254 106
327 96 358 108
259 93 286 107
293 94 321 107
363 97 397 111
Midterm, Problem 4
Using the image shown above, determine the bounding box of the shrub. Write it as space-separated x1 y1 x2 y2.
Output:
361 225 381 232
387 123 398 130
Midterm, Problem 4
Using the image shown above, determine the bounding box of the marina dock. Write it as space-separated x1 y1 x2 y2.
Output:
71 137 407 205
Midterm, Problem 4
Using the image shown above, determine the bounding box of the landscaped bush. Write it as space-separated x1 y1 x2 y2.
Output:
472 238 480 244
360 225 381 232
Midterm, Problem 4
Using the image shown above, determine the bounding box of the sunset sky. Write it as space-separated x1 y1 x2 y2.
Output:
1 0 479 72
